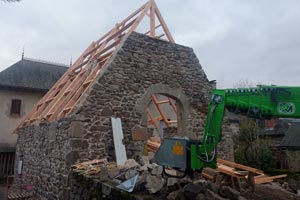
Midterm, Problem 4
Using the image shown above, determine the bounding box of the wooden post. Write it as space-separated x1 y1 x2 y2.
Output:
149 0 155 37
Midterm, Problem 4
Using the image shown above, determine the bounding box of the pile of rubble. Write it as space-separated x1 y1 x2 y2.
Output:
72 151 244 199
71 136 300 200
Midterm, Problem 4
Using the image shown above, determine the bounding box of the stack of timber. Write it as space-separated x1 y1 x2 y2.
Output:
147 136 161 152
145 140 287 185
72 159 119 176
216 158 287 185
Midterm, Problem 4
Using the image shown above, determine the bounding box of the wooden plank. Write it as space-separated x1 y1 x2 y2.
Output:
217 159 264 174
217 164 247 178
202 172 214 181
152 0 174 43
46 41 101 120
157 100 170 104
111 117 127 165
151 95 170 127
168 97 177 113
144 24 161 35
93 38 122 59
254 174 287 184
127 3 150 35
149 0 155 37
148 115 163 125
60 56 111 117
117 1 148 27
147 108 159 129
48 70 89 121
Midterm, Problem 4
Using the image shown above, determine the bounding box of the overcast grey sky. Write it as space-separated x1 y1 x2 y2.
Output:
1 0 299 88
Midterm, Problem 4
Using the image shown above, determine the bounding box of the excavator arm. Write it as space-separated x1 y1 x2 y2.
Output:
155 85 300 175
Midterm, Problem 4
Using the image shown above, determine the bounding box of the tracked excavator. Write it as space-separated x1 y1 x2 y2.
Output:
155 85 300 177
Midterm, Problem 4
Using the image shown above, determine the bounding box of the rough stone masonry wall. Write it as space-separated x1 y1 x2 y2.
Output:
74 32 212 161
15 32 236 199
16 118 73 200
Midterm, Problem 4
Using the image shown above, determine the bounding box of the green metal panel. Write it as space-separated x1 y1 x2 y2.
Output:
190 85 300 170
157 85 300 173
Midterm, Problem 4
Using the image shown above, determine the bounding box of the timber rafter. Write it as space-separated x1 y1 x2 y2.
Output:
14 0 174 133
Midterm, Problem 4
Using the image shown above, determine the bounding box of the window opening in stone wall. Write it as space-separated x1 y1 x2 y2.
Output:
147 94 178 138
10 99 22 116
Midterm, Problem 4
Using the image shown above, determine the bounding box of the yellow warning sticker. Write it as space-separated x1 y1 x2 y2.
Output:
172 141 184 155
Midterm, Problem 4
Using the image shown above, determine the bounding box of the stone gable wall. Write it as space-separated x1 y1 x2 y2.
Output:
74 32 212 160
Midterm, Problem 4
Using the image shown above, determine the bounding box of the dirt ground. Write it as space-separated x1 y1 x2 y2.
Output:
241 183 300 200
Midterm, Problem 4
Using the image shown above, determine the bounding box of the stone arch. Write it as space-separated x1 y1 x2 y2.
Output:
136 83 190 136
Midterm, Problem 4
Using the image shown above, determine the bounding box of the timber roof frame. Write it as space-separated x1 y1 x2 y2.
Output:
15 0 174 132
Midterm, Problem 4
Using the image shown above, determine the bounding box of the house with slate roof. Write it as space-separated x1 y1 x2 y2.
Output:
259 119 300 170
0 57 67 176
279 121 300 170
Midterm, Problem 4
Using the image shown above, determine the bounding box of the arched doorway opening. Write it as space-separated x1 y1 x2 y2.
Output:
147 94 178 138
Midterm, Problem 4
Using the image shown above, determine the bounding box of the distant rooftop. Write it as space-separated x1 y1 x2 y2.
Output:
280 122 300 149
0 58 68 92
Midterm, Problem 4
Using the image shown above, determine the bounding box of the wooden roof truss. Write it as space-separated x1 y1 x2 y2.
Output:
147 94 177 130
15 0 174 132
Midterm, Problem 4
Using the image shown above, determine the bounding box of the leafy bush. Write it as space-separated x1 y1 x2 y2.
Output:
234 117 276 171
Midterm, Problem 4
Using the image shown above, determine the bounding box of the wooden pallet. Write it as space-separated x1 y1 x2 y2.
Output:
212 159 287 190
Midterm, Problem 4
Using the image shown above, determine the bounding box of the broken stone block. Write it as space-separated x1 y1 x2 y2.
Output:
124 159 140 169
205 189 228 200
66 151 80 168
178 176 193 187
148 152 155 162
99 165 109 181
202 167 219 182
139 156 150 166
167 177 177 187
193 179 208 185
107 167 121 178
167 189 186 200
195 193 205 200
208 181 220 194
125 169 137 179
68 121 84 138
183 183 207 200
145 174 165 194
135 173 147 192
132 126 148 141
151 163 163 175
219 186 240 200
139 165 148 171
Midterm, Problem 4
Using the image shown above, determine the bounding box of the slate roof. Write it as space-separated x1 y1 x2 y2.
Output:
280 122 300 149
258 119 289 136
0 58 68 91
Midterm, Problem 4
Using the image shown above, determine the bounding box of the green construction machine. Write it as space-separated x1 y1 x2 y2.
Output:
155 85 300 177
